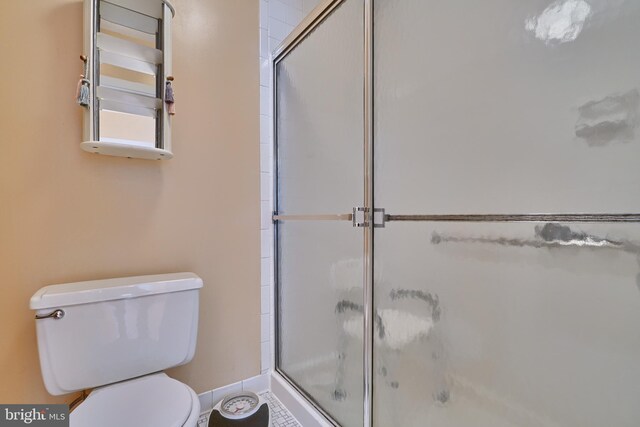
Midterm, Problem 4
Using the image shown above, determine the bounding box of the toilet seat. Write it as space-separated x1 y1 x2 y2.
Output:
71 373 200 427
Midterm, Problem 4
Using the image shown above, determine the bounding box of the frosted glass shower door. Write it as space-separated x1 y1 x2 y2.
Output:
274 1 365 426
373 1 640 427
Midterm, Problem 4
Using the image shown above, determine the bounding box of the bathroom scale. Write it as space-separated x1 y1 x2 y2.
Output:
208 391 270 427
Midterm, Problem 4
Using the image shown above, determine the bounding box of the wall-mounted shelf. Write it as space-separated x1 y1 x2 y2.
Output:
80 0 175 161
80 140 173 160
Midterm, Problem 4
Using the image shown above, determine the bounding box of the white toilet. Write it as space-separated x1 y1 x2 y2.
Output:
30 272 203 427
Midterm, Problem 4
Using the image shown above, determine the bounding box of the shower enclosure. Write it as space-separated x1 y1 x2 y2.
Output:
273 1 640 426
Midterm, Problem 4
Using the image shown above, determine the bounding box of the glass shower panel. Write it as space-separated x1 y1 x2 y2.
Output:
278 221 364 427
275 0 364 426
374 0 640 214
276 0 364 215
373 221 640 427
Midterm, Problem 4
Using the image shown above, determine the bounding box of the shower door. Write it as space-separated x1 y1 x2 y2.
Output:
273 1 366 426
276 0 640 426
373 1 640 427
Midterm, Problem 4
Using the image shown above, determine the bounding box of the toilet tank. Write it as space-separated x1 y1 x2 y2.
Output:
30 273 202 395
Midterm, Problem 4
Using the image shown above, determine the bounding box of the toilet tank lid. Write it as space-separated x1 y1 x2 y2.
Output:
30 272 203 310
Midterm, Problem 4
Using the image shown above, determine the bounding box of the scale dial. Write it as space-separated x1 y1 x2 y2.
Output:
220 392 260 419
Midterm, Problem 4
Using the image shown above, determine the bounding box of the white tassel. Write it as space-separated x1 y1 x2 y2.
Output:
76 55 90 107
165 78 175 115
77 77 90 106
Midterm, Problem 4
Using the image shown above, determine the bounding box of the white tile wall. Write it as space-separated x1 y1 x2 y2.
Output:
270 0 303 26
260 172 270 201
260 28 269 58
261 257 271 287
259 0 322 377
259 86 270 115
261 286 270 314
279 0 303 10
260 115 270 143
261 340 271 372
243 373 271 394
261 313 270 341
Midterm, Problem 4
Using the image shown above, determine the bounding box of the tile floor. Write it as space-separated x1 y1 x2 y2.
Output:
197 391 301 427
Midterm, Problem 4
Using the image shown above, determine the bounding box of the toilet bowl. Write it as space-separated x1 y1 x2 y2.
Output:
30 273 204 427
71 373 200 427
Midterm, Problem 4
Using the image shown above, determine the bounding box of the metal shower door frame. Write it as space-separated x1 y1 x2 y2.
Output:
271 0 374 426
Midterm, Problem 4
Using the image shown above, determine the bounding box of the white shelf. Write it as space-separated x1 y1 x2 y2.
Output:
81 0 174 161
81 139 173 160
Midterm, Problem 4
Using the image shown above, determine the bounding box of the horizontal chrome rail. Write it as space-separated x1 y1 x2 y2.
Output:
273 212 640 224
273 213 353 221
385 213 640 223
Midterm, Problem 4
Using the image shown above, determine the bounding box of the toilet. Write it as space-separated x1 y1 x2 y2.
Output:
30 273 203 427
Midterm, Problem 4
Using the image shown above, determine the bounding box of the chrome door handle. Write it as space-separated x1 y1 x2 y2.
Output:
35 309 65 320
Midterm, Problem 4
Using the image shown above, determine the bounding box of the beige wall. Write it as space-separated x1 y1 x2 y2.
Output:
0 0 260 404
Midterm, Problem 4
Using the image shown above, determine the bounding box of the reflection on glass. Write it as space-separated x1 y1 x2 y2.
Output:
575 89 640 147
525 0 592 45
432 222 640 252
